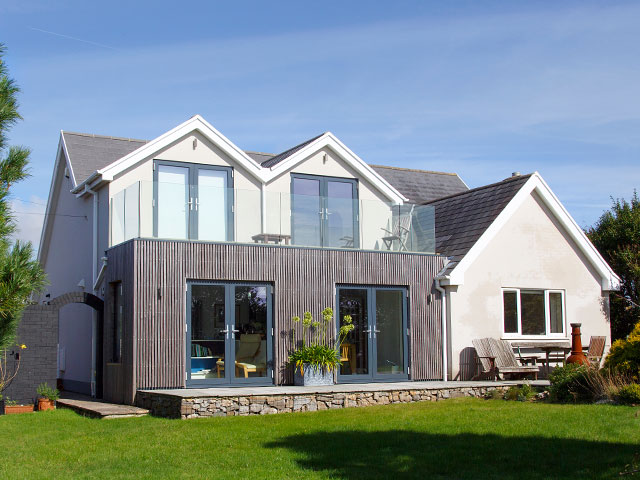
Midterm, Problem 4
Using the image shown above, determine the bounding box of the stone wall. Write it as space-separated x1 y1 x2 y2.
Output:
136 385 508 419
2 305 59 405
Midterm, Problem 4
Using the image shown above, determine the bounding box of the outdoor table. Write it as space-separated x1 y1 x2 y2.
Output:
251 233 291 245
509 340 571 376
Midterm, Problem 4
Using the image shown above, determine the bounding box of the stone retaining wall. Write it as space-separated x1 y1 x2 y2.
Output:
136 385 508 419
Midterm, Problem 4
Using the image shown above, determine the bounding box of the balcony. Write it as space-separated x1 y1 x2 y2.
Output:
110 181 435 254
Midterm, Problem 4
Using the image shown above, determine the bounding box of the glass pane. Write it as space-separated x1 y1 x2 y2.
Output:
503 291 518 333
326 181 356 248
124 182 140 240
292 177 321 246
234 286 268 379
198 169 228 241
338 289 368 375
375 290 405 375
157 165 189 239
111 190 125 246
521 290 546 335
190 285 226 380
549 292 563 333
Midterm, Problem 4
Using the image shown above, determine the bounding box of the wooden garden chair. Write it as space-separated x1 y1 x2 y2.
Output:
585 336 606 366
472 338 539 380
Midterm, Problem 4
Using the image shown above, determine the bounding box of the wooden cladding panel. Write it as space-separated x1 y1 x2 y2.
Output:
110 239 445 393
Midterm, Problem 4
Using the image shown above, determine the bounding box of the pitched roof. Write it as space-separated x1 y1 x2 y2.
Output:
245 151 276 164
426 173 532 263
62 132 148 186
371 165 468 204
259 133 325 168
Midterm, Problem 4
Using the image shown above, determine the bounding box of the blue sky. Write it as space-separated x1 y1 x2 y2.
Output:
1 1 639 248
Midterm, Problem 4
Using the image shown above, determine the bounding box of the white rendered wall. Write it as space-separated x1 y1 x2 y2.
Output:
448 192 611 380
41 161 94 392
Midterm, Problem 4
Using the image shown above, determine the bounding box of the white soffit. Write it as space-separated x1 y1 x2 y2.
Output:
70 115 407 204
265 132 407 204
441 173 620 292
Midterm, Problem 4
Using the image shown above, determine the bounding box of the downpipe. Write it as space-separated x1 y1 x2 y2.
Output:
434 277 448 382
85 185 99 397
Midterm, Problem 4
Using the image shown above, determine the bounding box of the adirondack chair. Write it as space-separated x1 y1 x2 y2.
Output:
381 205 414 251
472 338 539 380
585 336 606 366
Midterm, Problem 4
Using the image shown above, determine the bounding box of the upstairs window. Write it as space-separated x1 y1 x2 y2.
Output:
502 288 565 337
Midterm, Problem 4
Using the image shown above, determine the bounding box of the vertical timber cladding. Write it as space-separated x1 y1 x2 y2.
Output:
131 239 446 389
104 240 136 404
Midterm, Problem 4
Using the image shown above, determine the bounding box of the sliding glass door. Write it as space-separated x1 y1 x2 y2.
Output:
291 174 358 248
337 286 408 382
155 161 233 241
187 282 273 386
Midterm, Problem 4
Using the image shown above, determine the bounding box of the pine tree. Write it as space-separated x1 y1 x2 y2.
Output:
0 44 47 351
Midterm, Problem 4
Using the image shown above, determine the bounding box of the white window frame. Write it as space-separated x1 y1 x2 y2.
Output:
501 288 566 339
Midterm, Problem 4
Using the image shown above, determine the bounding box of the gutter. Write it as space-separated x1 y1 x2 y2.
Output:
84 185 99 397
434 263 451 382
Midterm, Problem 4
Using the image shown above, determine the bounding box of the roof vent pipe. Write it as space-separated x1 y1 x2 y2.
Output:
512 172 521 177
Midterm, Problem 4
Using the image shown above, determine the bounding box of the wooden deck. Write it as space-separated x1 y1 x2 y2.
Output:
57 393 149 419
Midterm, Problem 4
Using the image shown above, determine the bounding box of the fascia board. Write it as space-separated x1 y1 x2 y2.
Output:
38 138 65 264
97 115 263 184
59 131 77 187
265 133 407 203
446 173 621 291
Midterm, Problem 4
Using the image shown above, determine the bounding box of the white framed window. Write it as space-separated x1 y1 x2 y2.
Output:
502 288 566 338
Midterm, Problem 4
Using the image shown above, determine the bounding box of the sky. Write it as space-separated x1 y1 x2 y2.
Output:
1 0 639 250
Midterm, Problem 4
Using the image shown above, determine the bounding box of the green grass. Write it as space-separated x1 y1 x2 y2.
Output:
2 398 639 479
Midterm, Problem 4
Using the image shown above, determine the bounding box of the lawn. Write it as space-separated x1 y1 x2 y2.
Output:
2 398 639 479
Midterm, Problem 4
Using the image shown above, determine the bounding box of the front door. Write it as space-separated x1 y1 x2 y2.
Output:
337 286 409 382
291 174 359 248
186 282 273 386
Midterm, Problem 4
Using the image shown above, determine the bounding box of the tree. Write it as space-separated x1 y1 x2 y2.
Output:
587 192 640 341
0 44 46 352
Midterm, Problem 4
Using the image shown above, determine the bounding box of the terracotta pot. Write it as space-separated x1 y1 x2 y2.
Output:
38 398 55 411
4 404 35 415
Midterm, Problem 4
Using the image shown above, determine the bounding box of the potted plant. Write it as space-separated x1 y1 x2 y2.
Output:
3 397 34 414
36 383 59 411
0 344 27 415
288 308 354 386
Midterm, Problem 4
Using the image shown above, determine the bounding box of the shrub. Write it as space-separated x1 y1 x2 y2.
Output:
36 382 59 401
616 384 640 405
502 385 533 402
605 321 640 381
485 389 502 400
549 364 592 402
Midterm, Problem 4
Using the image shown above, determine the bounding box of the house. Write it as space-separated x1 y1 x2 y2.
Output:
36 115 618 404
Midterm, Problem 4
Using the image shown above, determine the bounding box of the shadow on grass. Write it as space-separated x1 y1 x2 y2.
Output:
266 431 635 479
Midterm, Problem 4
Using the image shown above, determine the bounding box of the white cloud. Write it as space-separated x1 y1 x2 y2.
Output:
10 196 46 251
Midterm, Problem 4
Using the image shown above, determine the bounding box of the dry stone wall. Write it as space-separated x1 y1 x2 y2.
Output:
136 385 508 419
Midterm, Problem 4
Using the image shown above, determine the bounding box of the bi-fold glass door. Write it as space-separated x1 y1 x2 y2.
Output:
186 282 273 386
154 160 234 241
337 286 409 382
291 174 359 248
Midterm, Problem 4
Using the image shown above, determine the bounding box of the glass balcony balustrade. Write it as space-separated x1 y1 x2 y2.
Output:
110 181 435 254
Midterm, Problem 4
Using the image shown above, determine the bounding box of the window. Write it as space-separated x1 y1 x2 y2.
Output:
111 283 123 363
502 289 565 336
154 161 234 241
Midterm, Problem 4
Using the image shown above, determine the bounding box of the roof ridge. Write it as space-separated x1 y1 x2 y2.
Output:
62 131 148 144
371 164 459 177
245 150 275 156
424 173 533 205
261 133 326 167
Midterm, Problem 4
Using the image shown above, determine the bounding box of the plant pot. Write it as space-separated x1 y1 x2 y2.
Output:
38 398 55 411
4 404 34 415
294 364 334 386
